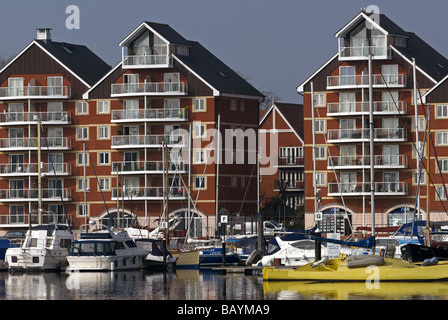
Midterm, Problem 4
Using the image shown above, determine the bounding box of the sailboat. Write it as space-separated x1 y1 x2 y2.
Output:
5 119 74 271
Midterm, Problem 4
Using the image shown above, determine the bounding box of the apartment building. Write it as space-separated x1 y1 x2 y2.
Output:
0 23 263 237
0 28 111 229
259 103 305 225
297 11 448 233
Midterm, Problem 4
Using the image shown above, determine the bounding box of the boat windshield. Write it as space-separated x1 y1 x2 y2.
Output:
69 241 117 256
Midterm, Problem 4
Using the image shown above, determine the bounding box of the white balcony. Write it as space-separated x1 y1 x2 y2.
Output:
327 74 406 90
0 111 71 126
327 101 407 116
327 155 408 170
111 186 186 201
122 54 173 69
0 86 70 100
327 182 408 196
0 163 72 176
111 108 188 123
338 45 391 60
111 82 187 97
0 188 72 202
111 134 186 149
0 137 71 151
111 161 188 175
327 128 406 143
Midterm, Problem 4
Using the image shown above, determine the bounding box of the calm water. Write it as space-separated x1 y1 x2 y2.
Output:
0 269 448 301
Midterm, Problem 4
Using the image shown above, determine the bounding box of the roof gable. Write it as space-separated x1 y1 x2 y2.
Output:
259 103 304 144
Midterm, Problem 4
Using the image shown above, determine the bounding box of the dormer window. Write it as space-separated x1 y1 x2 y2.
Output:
176 46 189 56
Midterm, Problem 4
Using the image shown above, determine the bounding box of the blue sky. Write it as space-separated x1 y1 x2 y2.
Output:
1 0 448 103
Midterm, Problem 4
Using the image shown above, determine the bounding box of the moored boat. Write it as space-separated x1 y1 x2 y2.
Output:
5 224 73 272
263 255 448 282
66 223 146 272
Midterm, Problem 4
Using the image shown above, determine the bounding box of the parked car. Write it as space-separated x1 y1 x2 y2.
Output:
5 230 25 241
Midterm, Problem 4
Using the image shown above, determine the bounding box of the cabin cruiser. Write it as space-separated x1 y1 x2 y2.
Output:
5 224 73 272
66 223 146 272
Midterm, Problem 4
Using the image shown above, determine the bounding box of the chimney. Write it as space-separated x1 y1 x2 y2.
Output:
36 28 52 42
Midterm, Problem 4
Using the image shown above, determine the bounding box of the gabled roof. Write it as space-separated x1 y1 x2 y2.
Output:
36 40 111 86
259 102 304 144
174 40 263 99
0 39 111 88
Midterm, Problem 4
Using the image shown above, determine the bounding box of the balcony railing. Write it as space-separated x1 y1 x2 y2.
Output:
339 45 391 59
122 54 172 68
0 188 72 202
327 74 406 89
327 128 406 143
0 86 70 100
327 101 407 116
274 180 304 190
111 186 187 200
111 82 187 97
111 134 186 148
0 163 72 176
276 156 304 167
0 137 71 150
327 155 408 169
111 161 188 174
0 213 71 227
0 111 71 125
111 108 188 123
328 182 408 196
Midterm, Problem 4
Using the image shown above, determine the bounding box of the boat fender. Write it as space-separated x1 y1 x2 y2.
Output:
346 255 384 268
246 250 264 266
311 256 329 268
422 257 438 267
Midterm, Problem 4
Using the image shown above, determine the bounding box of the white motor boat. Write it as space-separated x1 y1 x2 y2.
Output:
66 223 147 272
5 224 73 272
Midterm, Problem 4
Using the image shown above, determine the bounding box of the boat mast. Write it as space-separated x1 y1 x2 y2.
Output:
83 142 87 226
37 118 42 225
368 53 375 246
215 114 221 237
414 58 421 221
426 105 431 246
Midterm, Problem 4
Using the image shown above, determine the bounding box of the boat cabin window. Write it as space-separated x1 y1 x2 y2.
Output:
70 241 116 255
290 240 316 250
116 242 125 250
25 238 38 248
60 239 72 248
375 238 400 247
125 240 137 248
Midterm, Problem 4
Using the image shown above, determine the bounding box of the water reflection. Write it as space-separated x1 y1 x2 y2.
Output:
0 270 265 300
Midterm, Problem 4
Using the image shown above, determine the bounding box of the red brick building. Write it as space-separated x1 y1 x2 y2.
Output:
297 11 448 234
259 103 304 226
0 24 263 238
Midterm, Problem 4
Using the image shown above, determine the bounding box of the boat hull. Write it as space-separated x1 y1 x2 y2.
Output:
263 257 448 282
66 253 144 272
171 250 200 269
401 243 448 262
6 248 68 271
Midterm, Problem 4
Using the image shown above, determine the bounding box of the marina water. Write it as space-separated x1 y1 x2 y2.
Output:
1 269 448 300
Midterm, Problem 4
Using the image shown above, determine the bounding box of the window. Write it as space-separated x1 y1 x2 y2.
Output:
78 178 89 191
98 126 109 139
241 177 246 188
314 146 326 160
315 120 325 133
230 100 237 111
437 105 448 118
194 176 206 190
98 178 110 191
315 172 326 186
98 100 110 114
8 77 24 96
9 205 25 224
413 171 426 185
381 64 399 84
231 176 237 188
437 159 448 173
77 101 88 114
193 98 206 112
47 76 63 95
437 186 448 200
78 204 88 217
313 93 325 107
240 101 245 112
77 153 89 166
413 117 426 132
99 152 110 165
339 66 355 86
437 132 448 145
77 127 88 140
193 122 206 138
193 150 206 164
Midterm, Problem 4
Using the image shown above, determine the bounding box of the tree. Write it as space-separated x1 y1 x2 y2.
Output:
0 54 14 69
259 90 281 110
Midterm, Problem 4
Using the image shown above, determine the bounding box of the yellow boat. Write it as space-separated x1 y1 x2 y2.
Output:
263 281 448 300
263 255 448 282
171 249 200 269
